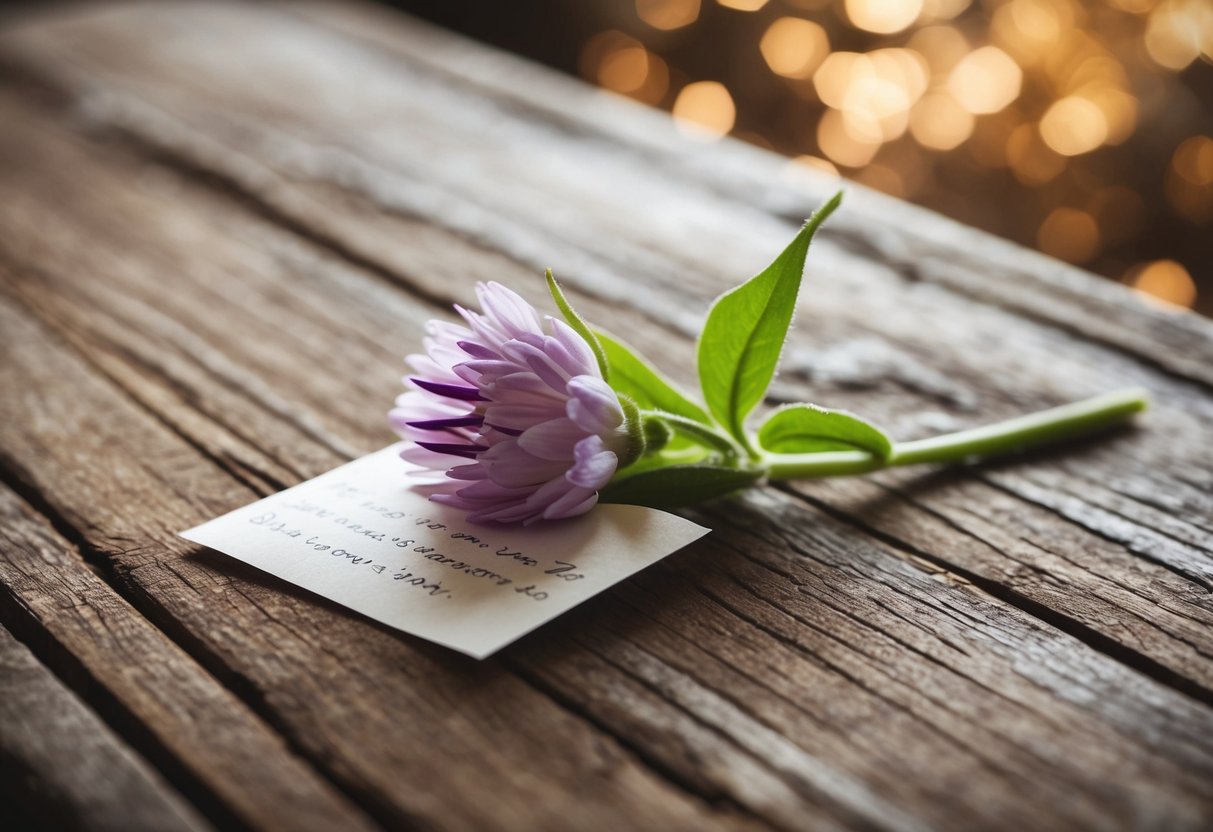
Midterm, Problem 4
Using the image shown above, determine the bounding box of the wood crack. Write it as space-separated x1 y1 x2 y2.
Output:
0 296 394 830
565 631 919 832
820 231 1213 396
1102 482 1213 539
0 274 286 499
0 456 401 832
709 527 1086 761
1048 472 1213 560
503 657 766 828
772 483 1213 709
1017 537 1213 663
978 474 1213 593
691 571 1031 785
0 478 256 831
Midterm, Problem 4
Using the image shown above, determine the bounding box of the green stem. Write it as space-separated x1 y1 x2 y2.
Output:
652 411 746 462
764 388 1149 480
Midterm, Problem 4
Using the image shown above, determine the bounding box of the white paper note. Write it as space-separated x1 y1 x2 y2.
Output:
181 445 709 659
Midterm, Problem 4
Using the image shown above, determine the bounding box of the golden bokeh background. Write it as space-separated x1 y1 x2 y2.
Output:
398 0 1212 313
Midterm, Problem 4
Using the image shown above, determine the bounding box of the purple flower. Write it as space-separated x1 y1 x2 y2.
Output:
389 282 629 524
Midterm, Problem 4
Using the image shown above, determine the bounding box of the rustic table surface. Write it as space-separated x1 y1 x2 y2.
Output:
3 2 1213 830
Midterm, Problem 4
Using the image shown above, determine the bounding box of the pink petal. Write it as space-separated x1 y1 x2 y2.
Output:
480 442 568 487
548 319 598 377
446 463 488 481
457 479 536 501
518 477 594 521
406 353 463 385
541 486 598 521
565 435 618 488
489 372 567 404
501 338 571 392
517 418 583 461
484 402 567 432
401 444 461 475
478 282 544 338
431 492 477 511
566 375 624 435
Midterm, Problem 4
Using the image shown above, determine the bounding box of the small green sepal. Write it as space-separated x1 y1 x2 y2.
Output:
617 394 646 469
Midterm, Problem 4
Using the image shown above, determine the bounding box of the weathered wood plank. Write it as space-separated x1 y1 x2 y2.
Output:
0 483 379 831
0 135 758 829
0 51 1211 832
2 0 1210 704
0 624 209 832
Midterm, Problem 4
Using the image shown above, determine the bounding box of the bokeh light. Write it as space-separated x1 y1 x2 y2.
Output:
1129 260 1198 308
908 25 971 77
584 31 670 105
789 154 841 178
1144 0 1206 70
760 18 829 79
557 0 1213 313
818 108 881 167
1166 135 1213 224
919 0 971 23
1106 0 1154 13
845 0 923 35
1039 96 1108 156
672 80 736 137
910 90 974 150
1038 207 1101 263
599 46 650 93
948 47 1023 114
635 0 700 30
990 0 1070 66
1007 122 1066 185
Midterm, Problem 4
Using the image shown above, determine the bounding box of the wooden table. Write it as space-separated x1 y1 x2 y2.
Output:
2 2 1212 829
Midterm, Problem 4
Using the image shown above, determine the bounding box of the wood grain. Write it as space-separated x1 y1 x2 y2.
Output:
0 2 1211 829
0 484 378 831
5 0 1212 693
0 624 208 831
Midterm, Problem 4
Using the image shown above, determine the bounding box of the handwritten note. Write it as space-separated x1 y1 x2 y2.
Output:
180 445 709 658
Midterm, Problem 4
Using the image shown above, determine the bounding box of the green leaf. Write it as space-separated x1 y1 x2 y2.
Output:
546 270 609 379
596 329 711 424
601 465 762 510
697 191 842 449
757 404 893 459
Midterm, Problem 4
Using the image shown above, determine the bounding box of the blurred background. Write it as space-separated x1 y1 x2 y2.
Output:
386 0 1211 315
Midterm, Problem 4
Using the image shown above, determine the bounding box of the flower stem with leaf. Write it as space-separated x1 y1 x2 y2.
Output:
763 387 1148 479
546 190 1149 512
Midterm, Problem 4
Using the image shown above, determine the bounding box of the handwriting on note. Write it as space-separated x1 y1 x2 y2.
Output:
180 445 709 658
